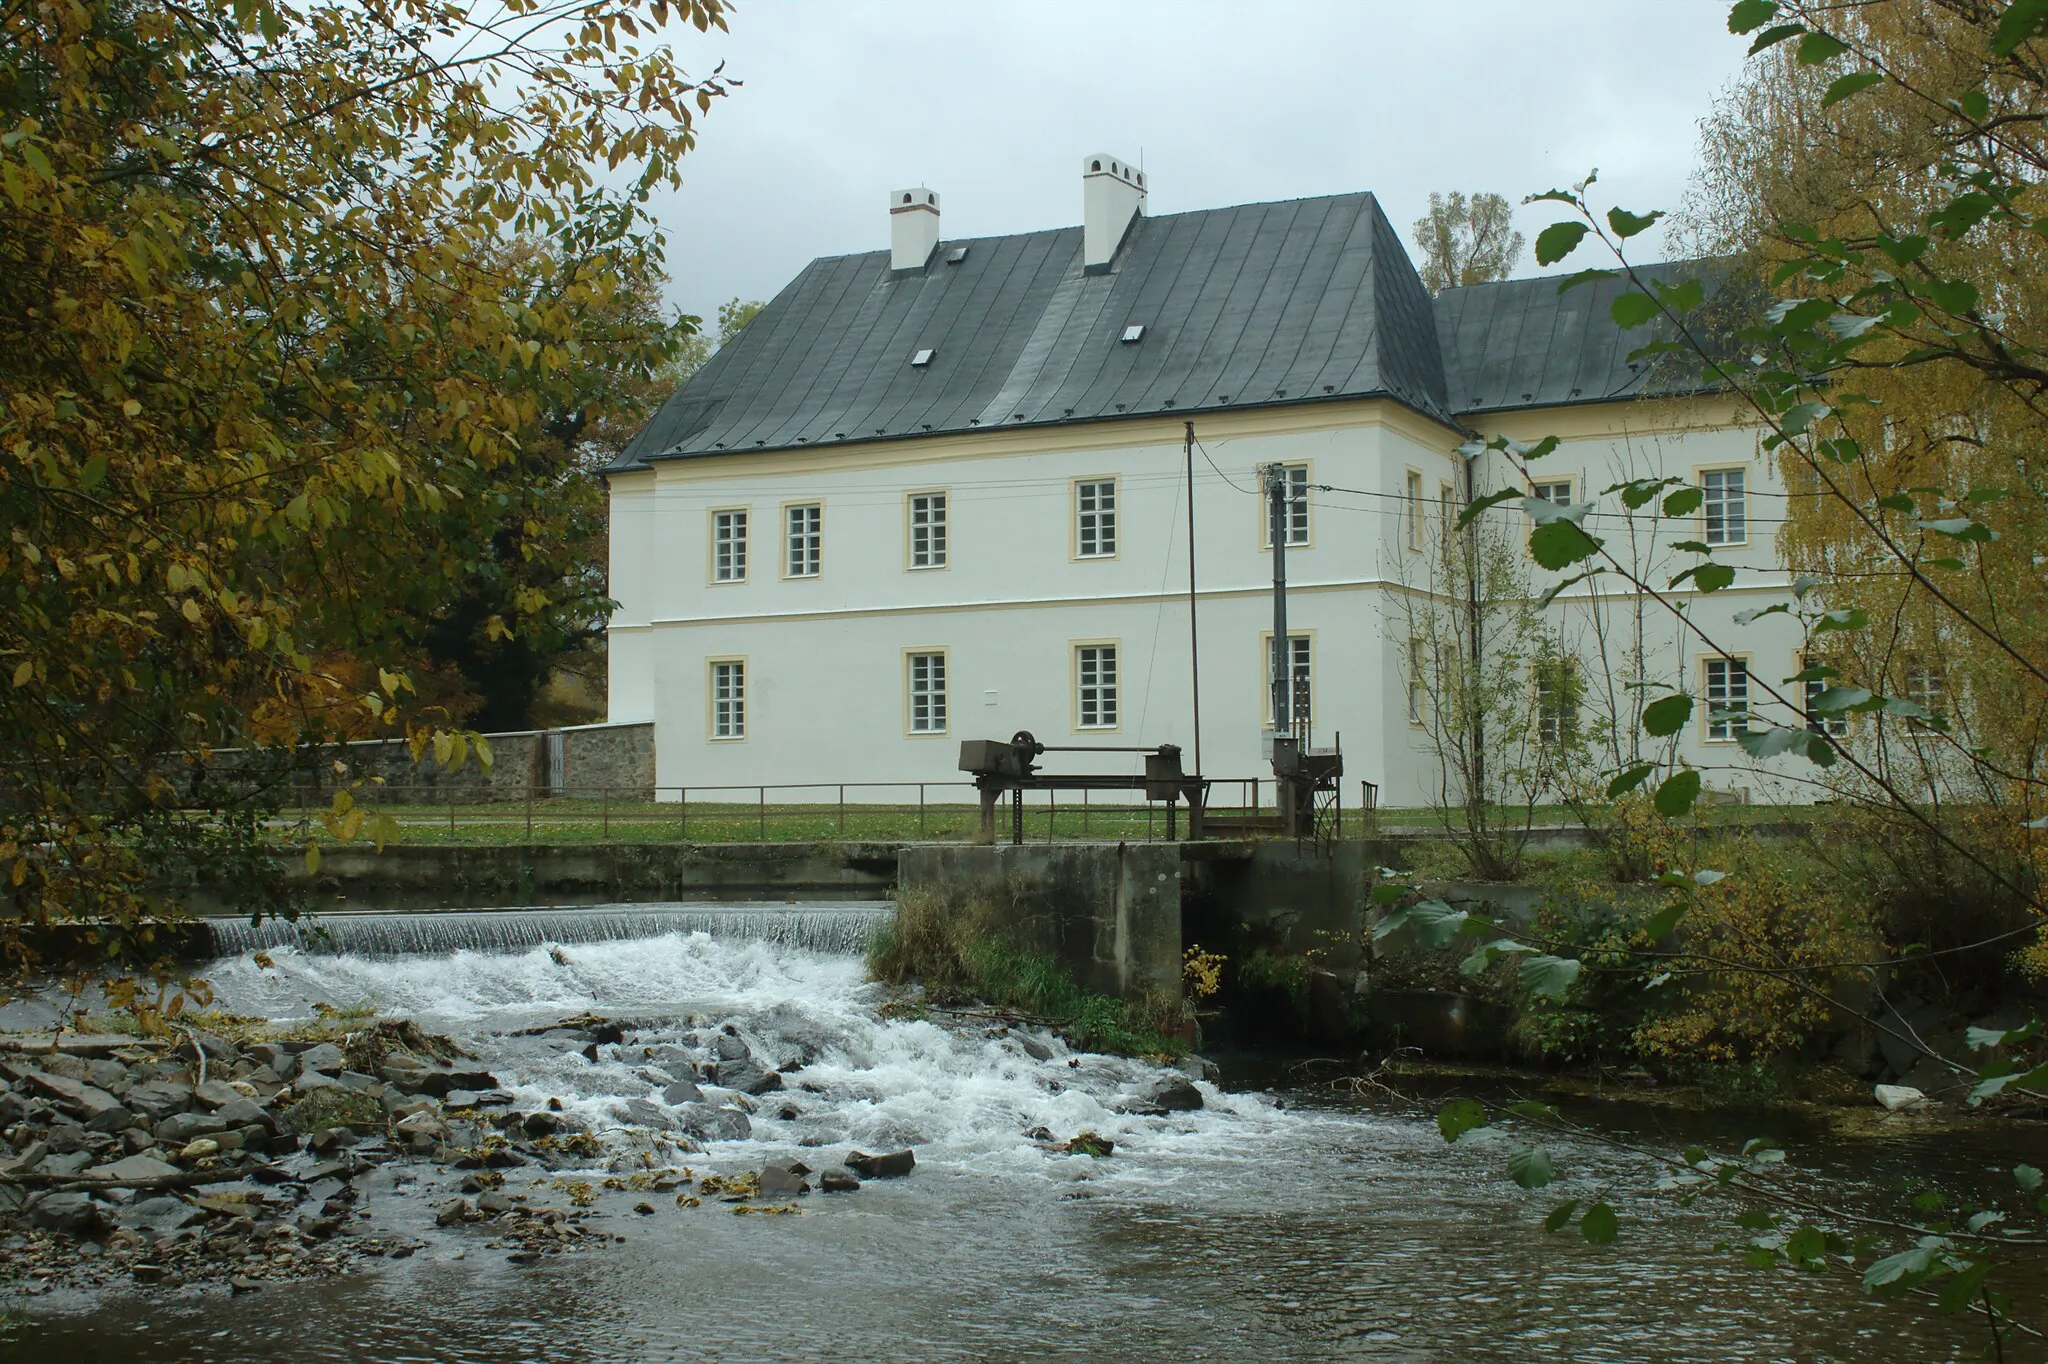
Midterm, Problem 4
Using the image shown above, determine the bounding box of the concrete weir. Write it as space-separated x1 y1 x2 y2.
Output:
894 844 1184 1000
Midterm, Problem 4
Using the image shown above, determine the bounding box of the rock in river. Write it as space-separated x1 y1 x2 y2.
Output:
844 1149 915 1179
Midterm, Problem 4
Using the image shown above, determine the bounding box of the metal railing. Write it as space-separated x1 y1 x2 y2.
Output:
287 777 1361 845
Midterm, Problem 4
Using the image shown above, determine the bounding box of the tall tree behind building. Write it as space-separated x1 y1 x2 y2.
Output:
1411 192 1526 293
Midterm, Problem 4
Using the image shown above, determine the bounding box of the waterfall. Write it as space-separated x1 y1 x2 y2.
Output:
205 903 892 958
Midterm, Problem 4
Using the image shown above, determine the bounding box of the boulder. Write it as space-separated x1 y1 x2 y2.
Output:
84 1153 182 1184
22 1071 125 1122
192 1079 248 1109
1141 1077 1205 1112
118 1195 207 1233
177 1030 239 1065
1014 1033 1054 1062
336 1071 381 1092
178 1138 220 1162
677 1104 752 1143
246 1043 296 1080
712 1032 750 1062
477 1189 513 1216
293 1072 343 1097
156 1111 227 1144
435 1198 472 1227
714 1060 783 1096
404 1065 498 1098
844 1149 915 1179
1875 1084 1929 1112
819 1168 860 1192
37 1151 94 1178
623 1098 677 1131
395 1112 447 1144
662 1079 704 1106
29 1191 106 1234
0 1091 24 1125
123 1082 194 1123
1178 1054 1222 1084
758 1163 810 1196
295 1043 347 1076
520 1111 563 1138
85 1105 142 1135
215 1097 274 1132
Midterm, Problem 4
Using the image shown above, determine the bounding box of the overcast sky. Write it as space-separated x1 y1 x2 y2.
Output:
649 1 1752 324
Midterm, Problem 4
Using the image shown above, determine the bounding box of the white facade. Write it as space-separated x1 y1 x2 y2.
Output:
607 391 1813 806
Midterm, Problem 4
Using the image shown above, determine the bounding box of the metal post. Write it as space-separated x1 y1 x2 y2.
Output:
1048 790 1057 844
1266 463 1290 733
1184 421 1204 779
1082 787 1090 837
1011 788 1023 846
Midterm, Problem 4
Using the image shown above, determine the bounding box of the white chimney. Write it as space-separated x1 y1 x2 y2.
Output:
1082 153 1146 273
890 187 941 271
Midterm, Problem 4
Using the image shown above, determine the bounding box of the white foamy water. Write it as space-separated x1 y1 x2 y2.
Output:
201 927 1297 1183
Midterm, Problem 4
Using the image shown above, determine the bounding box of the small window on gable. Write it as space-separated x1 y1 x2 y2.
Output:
946 246 969 265
1120 324 1145 343
911 348 934 367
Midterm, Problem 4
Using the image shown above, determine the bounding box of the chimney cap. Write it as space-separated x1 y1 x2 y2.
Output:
890 186 941 214
1082 154 1144 190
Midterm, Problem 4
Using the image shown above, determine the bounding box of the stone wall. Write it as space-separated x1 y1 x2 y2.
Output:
894 844 1183 1000
213 721 655 804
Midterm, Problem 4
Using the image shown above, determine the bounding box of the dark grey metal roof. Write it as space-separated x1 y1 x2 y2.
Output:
1431 261 1716 415
610 192 1458 471
612 194 1727 473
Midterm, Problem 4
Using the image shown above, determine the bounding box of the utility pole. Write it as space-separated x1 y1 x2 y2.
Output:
1184 422 1203 778
1264 463 1290 734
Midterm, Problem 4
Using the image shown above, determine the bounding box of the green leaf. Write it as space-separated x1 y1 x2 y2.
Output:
1935 1259 1994 1314
1640 902 1688 941
1796 30 1849 64
1642 694 1693 737
1580 1201 1618 1244
1970 1061 2048 1103
1863 1243 1942 1296
1509 1145 1556 1190
1534 220 1591 266
1607 207 1664 240
1821 70 1884 107
1810 686 1871 713
1529 520 1602 571
1519 954 1582 1000
1555 268 1620 294
1991 0 2048 57
1926 277 1981 313
1726 0 1777 34
2015 1164 2043 1193
1812 607 1868 632
1738 725 1805 759
1607 763 1657 798
1437 1099 1489 1143
1748 21 1804 55
1651 277 1704 312
1543 1200 1579 1233
1523 495 1591 526
1693 563 1736 592
1610 291 1660 328
1784 1226 1826 1263
1459 937 1534 978
1655 769 1702 817
1458 487 1523 529
1682 1146 1709 1167
1779 401 1831 434
1662 487 1703 517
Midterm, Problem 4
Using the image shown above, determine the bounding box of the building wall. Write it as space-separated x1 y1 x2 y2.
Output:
608 392 1822 808
608 400 1463 804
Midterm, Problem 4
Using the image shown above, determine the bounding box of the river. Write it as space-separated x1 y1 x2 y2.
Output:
12 907 2043 1362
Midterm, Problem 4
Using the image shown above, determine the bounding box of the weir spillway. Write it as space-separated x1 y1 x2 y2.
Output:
205 903 893 959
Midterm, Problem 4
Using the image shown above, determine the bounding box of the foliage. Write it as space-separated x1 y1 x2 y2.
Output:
0 0 730 978
1182 944 1226 999
1411 191 1526 294
1396 491 1591 878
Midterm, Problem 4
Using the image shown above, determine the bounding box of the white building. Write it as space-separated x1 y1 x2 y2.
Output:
605 157 1808 808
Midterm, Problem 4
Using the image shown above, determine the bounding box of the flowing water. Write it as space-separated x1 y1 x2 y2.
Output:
13 906 2046 1362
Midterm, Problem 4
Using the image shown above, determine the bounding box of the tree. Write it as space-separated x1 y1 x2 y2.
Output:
1390 1 2048 1339
0 0 732 976
1411 191 1527 293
